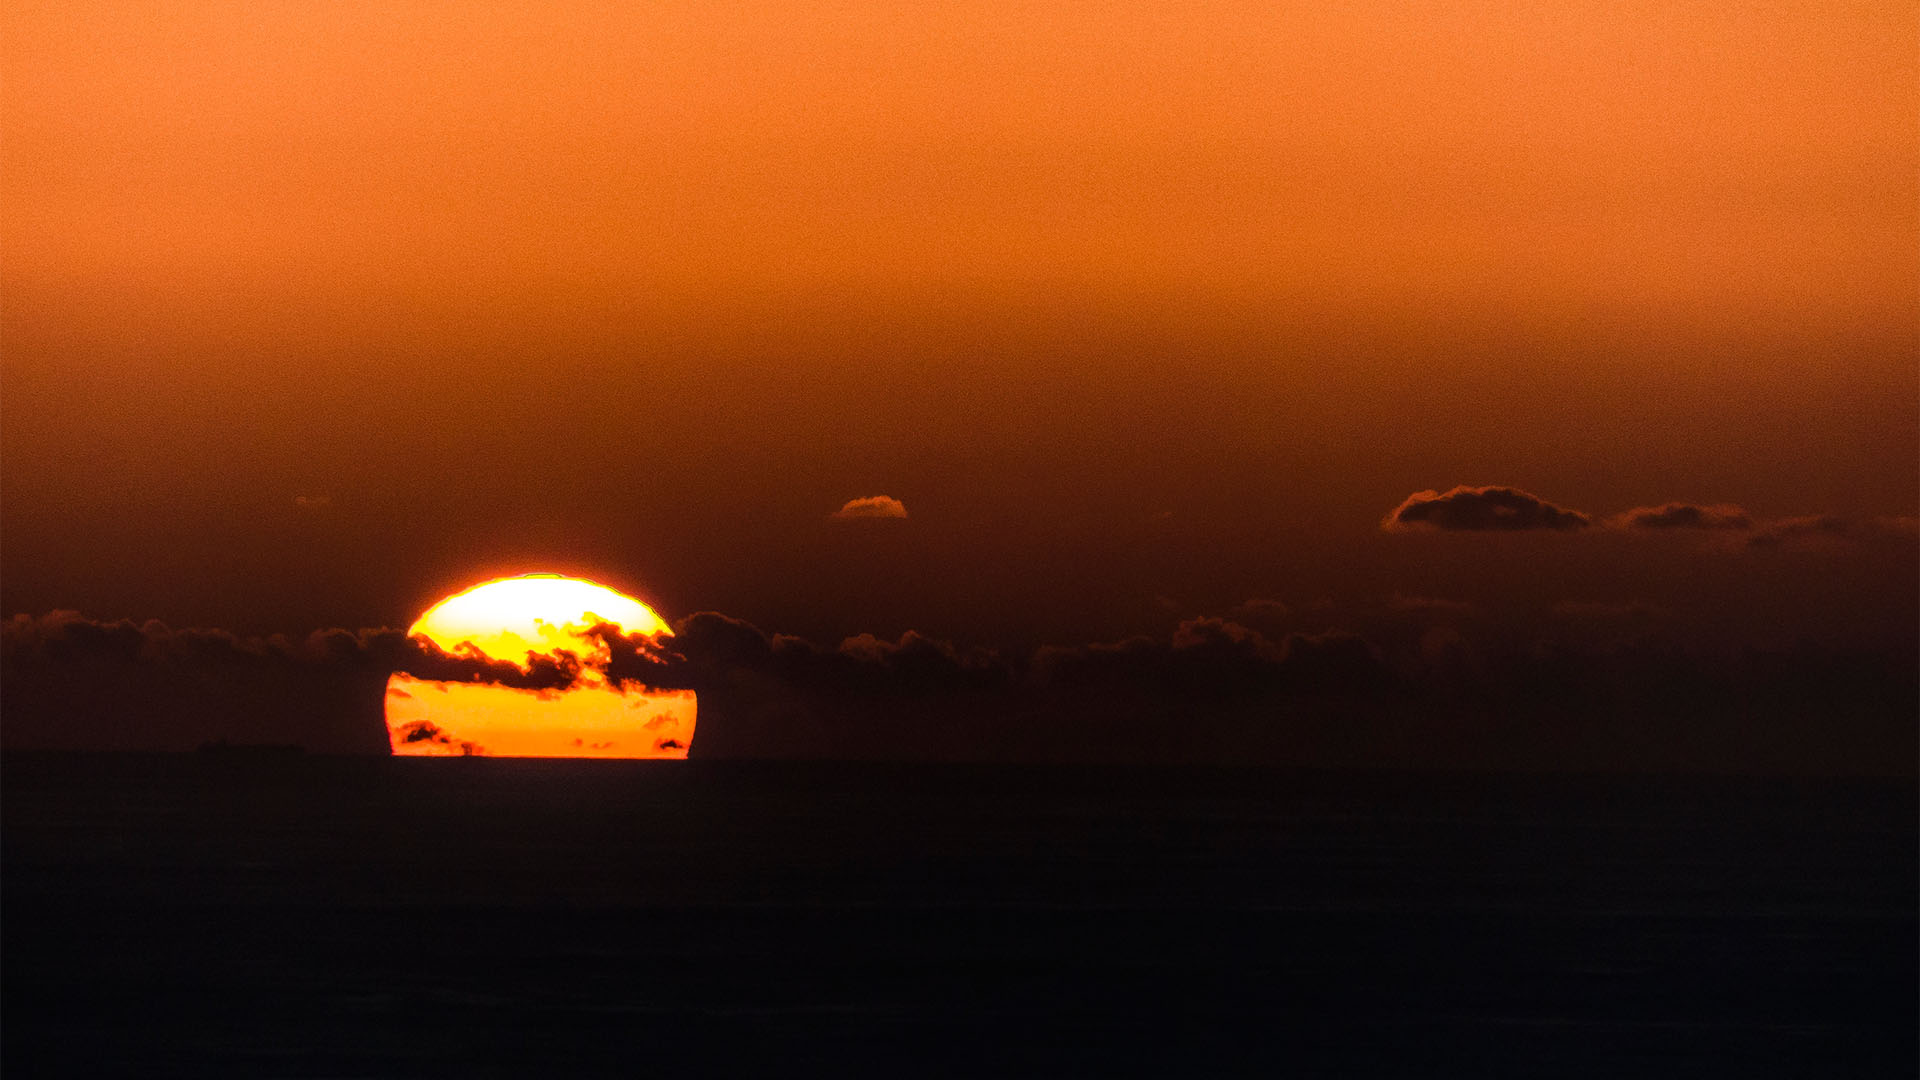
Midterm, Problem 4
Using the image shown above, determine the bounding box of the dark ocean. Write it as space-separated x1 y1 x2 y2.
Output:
4 753 1914 1077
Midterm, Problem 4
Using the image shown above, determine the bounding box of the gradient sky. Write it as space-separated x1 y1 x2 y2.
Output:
4 1 1914 653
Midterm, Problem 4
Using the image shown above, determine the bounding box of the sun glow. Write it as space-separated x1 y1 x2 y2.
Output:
383 574 695 759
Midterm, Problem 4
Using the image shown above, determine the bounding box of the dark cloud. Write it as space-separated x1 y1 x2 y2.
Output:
395 720 484 756
5 603 1912 775
587 612 1016 760
1032 617 1390 699
4 613 372 753
581 620 693 691
1748 514 1852 546
1606 502 1752 531
0 612 585 753
1745 514 1920 550
832 630 1006 694
1382 486 1591 532
591 612 1008 699
830 495 908 520
592 612 1398 761
1383 490 1912 551
380 634 585 692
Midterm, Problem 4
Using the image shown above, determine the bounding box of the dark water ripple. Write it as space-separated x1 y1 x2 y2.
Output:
5 754 1914 1077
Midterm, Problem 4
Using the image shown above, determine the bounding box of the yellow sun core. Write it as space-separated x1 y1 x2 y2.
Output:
383 574 695 759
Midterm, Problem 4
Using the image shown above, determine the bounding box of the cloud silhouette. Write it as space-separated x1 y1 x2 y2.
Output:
1607 502 1752 531
594 613 1006 698
1031 617 1389 698
1383 486 1591 532
0 612 590 753
1384 491 1913 549
1745 514 1919 549
395 720 484 756
831 495 908 520
5 603 1912 774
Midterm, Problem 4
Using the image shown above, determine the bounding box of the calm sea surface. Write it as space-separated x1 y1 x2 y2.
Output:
5 753 1914 1077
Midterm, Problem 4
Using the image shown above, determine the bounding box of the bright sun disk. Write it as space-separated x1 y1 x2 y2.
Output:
383 573 695 759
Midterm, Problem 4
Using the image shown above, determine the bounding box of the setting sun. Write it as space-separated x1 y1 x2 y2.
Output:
384 574 695 759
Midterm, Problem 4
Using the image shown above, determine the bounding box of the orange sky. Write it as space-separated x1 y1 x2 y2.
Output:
6 2 1912 316
2 1 1915 643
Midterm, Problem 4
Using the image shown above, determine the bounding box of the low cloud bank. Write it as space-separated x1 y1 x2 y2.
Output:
1386 486 1917 553
0 612 588 753
576 607 1913 772
4 605 1913 774
1745 514 1919 549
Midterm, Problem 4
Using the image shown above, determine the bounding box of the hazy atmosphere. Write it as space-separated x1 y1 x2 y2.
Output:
7 5 1916 1076
4 1 1915 769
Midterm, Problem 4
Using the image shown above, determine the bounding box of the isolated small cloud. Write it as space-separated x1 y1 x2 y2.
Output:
1607 502 1751 531
831 495 908 520
292 494 332 510
1382 486 1590 532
